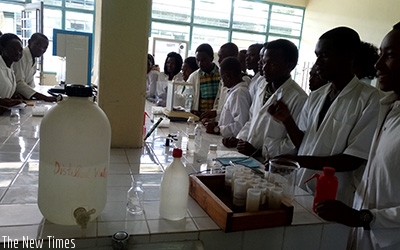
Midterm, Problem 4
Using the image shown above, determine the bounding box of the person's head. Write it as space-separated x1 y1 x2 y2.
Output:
375 22 400 94
217 42 239 64
309 64 328 91
147 54 155 73
0 33 23 66
28 33 49 58
258 44 266 76
195 43 214 73
262 39 298 84
164 52 183 77
219 57 242 88
353 41 379 80
246 43 263 73
239 49 247 72
182 56 199 81
314 26 360 82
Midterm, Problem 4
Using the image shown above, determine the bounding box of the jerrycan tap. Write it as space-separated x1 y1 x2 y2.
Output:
74 207 96 229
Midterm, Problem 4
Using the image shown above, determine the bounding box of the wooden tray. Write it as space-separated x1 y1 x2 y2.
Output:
189 174 293 232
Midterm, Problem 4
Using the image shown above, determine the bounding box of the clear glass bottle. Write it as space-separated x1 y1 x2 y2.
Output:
184 87 193 113
186 115 195 136
207 144 218 169
194 123 203 148
159 148 189 220
187 134 196 155
126 181 144 215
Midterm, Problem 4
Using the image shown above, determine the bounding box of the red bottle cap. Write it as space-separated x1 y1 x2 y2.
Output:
172 148 183 158
323 167 335 176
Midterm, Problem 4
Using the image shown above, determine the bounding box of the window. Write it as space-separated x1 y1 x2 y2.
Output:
0 0 95 74
150 0 304 54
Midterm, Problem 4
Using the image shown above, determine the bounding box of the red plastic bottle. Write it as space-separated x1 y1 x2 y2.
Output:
305 167 338 213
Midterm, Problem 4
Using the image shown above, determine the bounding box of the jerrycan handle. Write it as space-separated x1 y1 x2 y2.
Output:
304 173 320 184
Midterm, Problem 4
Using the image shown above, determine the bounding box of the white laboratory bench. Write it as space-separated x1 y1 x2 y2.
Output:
0 100 350 250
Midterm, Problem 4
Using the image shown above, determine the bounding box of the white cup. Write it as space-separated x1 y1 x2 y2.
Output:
269 186 283 209
246 188 261 212
233 179 247 207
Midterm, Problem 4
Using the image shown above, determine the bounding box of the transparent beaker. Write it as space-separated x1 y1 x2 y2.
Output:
267 158 300 201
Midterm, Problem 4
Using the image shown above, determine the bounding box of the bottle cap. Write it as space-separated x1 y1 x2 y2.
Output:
172 148 183 158
65 84 93 97
323 167 335 176
209 144 217 151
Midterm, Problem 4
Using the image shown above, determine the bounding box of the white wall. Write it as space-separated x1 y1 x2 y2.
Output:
300 0 400 62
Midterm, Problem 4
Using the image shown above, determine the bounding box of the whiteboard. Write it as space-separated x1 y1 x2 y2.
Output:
53 29 92 85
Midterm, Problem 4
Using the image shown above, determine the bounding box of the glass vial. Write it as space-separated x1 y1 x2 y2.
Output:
207 144 218 169
127 181 144 215
186 116 195 136
187 134 195 155
10 107 20 125
194 123 203 148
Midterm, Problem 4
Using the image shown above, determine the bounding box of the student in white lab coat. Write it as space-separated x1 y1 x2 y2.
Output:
245 43 264 101
185 43 220 115
204 57 251 138
12 33 56 102
201 42 250 122
316 22 400 250
0 33 24 113
269 27 381 206
222 39 308 160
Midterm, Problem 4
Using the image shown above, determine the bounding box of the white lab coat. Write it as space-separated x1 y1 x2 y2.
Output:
12 47 37 98
185 64 219 111
0 56 16 98
348 93 400 250
248 72 262 101
219 81 251 138
236 77 308 159
297 76 381 206
146 69 160 99
213 75 251 121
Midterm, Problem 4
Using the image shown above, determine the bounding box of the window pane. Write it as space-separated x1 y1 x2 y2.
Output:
151 22 190 41
269 6 304 37
193 0 231 28
66 0 94 11
0 4 23 35
65 11 93 32
43 9 62 73
232 0 269 33
232 32 265 50
32 0 62 7
152 0 192 23
191 26 229 53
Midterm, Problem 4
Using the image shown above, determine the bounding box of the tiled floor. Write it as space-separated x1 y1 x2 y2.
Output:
0 103 349 250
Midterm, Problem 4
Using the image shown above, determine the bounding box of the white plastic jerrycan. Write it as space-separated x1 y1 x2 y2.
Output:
38 84 111 228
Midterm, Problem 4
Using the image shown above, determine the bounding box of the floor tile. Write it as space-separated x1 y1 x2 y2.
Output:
97 220 149 236
0 204 43 226
147 218 197 234
1 186 38 204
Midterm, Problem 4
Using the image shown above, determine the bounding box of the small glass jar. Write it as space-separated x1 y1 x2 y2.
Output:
187 134 195 154
207 144 218 169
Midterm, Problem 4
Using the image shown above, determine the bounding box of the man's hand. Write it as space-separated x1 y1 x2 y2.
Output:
237 139 257 156
201 110 217 119
268 100 291 123
222 137 239 148
204 121 218 134
316 200 360 227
